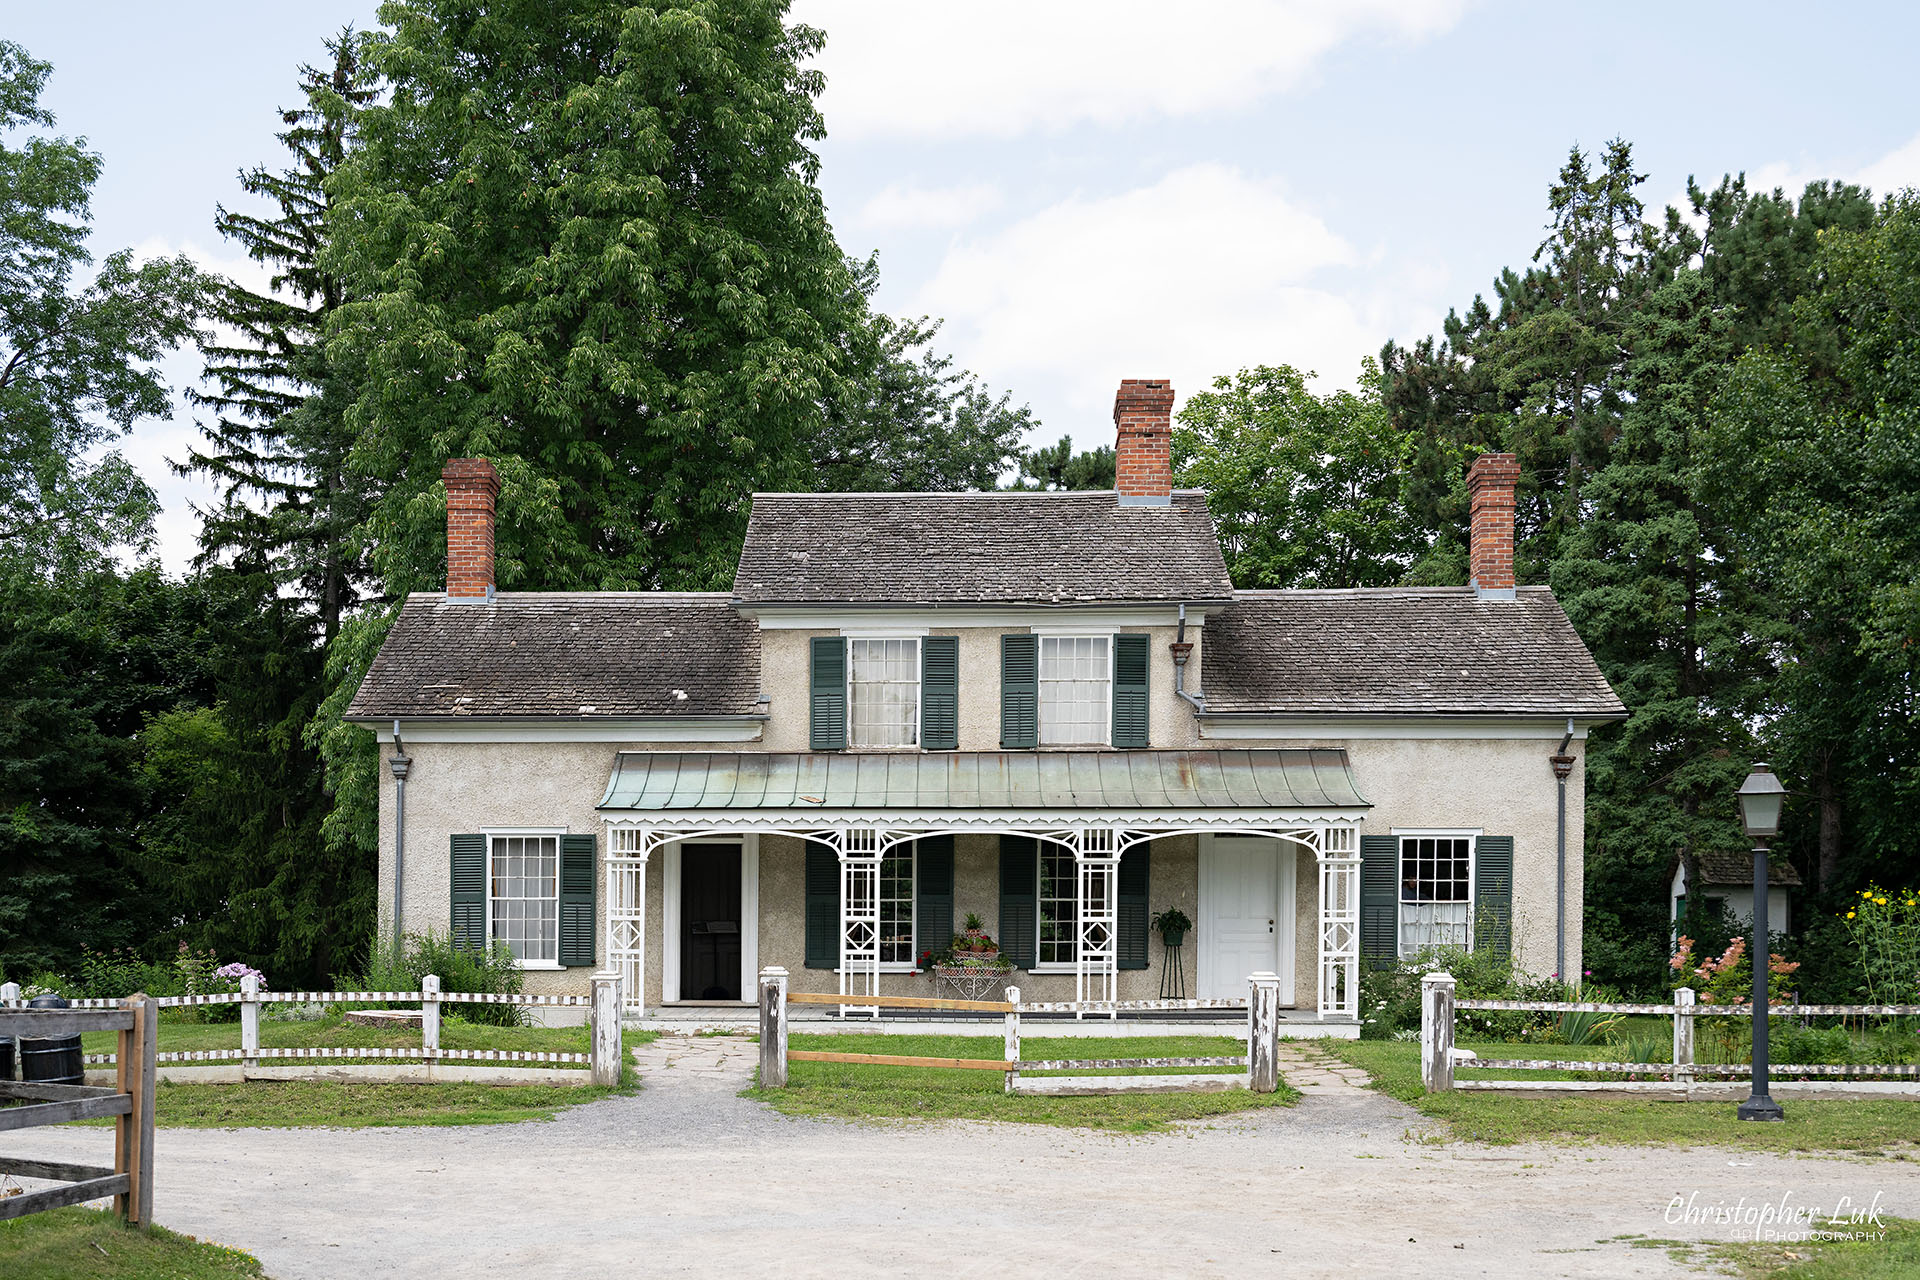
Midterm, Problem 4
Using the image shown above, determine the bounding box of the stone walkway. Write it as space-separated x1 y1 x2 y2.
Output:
1274 1039 1377 1097
630 1031 758 1088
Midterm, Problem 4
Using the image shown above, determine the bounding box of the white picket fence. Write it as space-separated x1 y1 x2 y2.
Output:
0 973 626 1087
1418 971 1920 1093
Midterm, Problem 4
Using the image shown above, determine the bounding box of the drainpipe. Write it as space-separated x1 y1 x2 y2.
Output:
1550 718 1576 983
1172 603 1205 713
389 720 412 959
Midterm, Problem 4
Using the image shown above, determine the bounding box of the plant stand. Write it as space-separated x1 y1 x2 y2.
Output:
1158 942 1187 1000
932 965 1012 1003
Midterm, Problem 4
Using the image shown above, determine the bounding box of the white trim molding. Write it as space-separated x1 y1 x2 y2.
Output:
369 717 765 744
658 834 758 1005
1200 716 1606 741
740 605 1214 631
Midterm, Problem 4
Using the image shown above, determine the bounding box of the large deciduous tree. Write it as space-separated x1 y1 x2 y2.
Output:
1174 363 1418 588
0 42 210 574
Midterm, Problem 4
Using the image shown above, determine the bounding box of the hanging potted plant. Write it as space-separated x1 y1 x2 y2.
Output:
1151 907 1192 948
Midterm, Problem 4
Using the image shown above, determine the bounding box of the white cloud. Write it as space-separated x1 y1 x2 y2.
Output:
856 180 1005 230
1859 131 1920 198
795 0 1471 140
916 163 1412 429
1702 129 1920 213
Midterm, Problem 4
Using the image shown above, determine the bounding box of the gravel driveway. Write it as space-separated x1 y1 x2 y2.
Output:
19 1037 1917 1279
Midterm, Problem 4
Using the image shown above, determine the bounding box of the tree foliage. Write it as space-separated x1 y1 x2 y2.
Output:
1173 362 1419 588
0 43 211 575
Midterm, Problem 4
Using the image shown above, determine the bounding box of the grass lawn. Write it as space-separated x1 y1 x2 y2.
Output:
750 1033 1296 1132
50 1019 659 1128
1613 1217 1920 1278
0 1207 266 1279
1321 1039 1920 1153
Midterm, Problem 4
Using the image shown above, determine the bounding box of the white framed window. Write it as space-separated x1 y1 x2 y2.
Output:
1397 833 1474 957
848 636 920 748
1038 634 1110 746
1037 842 1078 965
486 830 562 965
878 846 916 966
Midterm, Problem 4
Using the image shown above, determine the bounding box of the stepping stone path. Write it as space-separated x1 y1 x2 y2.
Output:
630 1032 758 1089
1273 1041 1375 1097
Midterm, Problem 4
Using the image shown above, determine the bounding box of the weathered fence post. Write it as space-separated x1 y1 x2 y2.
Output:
421 974 441 1061
114 993 156 1226
759 966 789 1088
239 971 260 1069
1249 972 1281 1092
1003 985 1021 1094
589 972 622 1087
1421 971 1456 1093
1673 985 1695 1085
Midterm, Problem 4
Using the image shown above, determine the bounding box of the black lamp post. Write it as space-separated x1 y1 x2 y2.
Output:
1735 762 1786 1122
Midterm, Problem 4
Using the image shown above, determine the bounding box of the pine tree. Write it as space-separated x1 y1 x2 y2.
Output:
187 29 378 639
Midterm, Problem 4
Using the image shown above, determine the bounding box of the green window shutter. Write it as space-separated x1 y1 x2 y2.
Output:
1359 835 1399 968
558 834 596 967
450 833 487 953
1474 836 1514 960
804 842 840 969
920 636 959 750
1117 841 1150 970
1111 634 1150 748
810 636 847 751
1000 634 1038 749
914 835 955 963
998 836 1038 969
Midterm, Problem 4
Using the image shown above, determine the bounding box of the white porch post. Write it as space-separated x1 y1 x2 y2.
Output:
606 826 652 1016
1316 824 1362 1021
1074 827 1119 1017
837 828 881 1019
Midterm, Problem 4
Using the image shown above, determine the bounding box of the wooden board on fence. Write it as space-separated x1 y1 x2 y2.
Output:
0 1174 131 1223
787 1050 1012 1072
0 1094 133 1133
786 992 1013 1013
1016 1056 1247 1071
1011 1073 1251 1097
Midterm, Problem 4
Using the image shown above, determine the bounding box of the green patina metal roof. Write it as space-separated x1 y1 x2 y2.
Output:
597 749 1368 812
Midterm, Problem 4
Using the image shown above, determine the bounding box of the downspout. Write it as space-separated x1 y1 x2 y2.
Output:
1172 603 1205 713
389 720 412 959
1550 718 1576 983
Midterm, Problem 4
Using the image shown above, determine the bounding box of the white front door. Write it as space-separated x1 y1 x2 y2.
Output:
1198 837 1293 1001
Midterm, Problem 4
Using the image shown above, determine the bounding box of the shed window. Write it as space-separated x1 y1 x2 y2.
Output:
490 834 559 963
1398 835 1472 956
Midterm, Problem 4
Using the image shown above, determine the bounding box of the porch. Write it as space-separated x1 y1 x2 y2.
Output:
596 749 1369 1029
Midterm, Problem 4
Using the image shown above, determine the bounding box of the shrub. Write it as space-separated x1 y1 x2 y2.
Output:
74 948 182 1000
352 930 527 1027
1356 945 1582 1042
1839 885 1920 1006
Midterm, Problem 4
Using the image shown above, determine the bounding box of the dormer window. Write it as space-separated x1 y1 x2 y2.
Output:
848 637 920 748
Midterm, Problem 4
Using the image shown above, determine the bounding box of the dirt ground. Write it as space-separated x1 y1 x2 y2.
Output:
19 1036 1919 1279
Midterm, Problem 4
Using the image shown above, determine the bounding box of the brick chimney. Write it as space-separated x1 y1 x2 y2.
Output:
1466 451 1520 600
1114 378 1175 506
442 457 499 601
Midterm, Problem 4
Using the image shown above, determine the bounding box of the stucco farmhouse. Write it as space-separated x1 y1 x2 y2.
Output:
346 378 1624 1028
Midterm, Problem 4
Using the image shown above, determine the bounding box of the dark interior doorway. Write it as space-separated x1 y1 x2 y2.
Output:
680 843 742 1001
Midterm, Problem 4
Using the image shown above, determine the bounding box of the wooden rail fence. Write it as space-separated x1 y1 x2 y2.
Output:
0 973 626 1088
0 996 156 1225
1419 971 1920 1094
759 967 1285 1096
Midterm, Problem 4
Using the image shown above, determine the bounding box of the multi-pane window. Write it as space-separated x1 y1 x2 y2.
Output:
1398 835 1472 956
849 638 920 748
1038 635 1110 746
1038 842 1078 964
490 834 559 962
879 848 915 965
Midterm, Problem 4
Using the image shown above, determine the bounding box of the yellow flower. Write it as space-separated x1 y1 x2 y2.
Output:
1876 897 1888 905
1847 911 1855 919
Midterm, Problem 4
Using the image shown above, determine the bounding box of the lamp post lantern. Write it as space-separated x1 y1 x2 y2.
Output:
1735 762 1787 1122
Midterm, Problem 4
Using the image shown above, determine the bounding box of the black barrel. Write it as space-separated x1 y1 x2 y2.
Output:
21 992 83 1086
0 1035 13 1082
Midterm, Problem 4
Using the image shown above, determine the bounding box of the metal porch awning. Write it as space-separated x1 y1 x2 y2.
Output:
597 749 1368 812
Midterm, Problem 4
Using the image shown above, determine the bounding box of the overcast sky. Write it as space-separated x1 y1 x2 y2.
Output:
9 0 1919 574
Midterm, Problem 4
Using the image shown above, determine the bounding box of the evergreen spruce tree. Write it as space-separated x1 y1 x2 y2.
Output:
187 29 378 639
